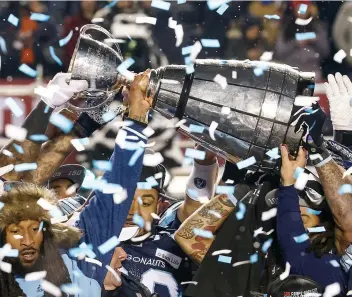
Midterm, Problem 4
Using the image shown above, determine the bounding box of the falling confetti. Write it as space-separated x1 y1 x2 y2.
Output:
13 144 23 154
190 41 202 60
261 208 277 221
208 210 222 219
262 238 273 253
232 260 250 267
213 74 227 90
85 257 102 267
151 212 161 220
193 228 214 239
168 17 177 29
209 121 218 140
29 134 49 142
236 202 246 220
105 265 121 284
71 138 87 152
142 126 155 137
236 156 256 170
50 215 68 224
218 255 232 263
93 160 112 171
264 14 280 20
7 14 19 26
49 46 63 66
295 16 313 26
221 106 231 115
338 184 352 195
200 39 220 48
279 262 291 280
59 30 73 46
217 3 229 15
37 198 55 210
0 262 11 273
334 49 347 64
175 24 184 47
136 17 157 25
330 260 340 268
323 283 341 297
307 208 321 215
14 163 37 172
250 253 258 263
185 148 206 160
129 148 144 167
0 36 7 54
307 226 326 233
151 0 171 10
98 236 119 254
207 0 230 10
143 152 164 166
216 185 235 195
294 233 309 243
133 214 145 228
295 32 316 41
30 13 50 21
232 71 237 79
146 176 159 187
49 113 73 134
212 249 232 256
266 147 281 160
5 97 23 117
260 51 273 62
178 0 186 3
18 64 37 78
294 96 320 107
0 164 13 177
181 281 198 285
25 271 47 281
189 124 204 133
61 284 82 295
41 280 62 297
298 4 308 14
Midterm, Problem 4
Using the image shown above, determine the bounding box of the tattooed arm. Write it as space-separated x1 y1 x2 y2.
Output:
174 194 235 264
316 160 352 239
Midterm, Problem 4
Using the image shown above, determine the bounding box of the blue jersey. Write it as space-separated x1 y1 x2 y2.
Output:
120 217 193 297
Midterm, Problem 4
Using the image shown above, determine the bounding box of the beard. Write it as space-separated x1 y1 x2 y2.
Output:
8 249 44 277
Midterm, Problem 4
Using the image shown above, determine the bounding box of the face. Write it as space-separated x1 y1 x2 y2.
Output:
49 179 74 199
6 220 43 267
124 189 159 234
300 207 320 229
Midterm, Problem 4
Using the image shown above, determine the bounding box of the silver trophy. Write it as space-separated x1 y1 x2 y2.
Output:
68 25 315 172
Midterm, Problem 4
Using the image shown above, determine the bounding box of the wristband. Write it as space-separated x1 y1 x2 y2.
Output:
186 159 219 201
73 113 102 138
311 149 332 168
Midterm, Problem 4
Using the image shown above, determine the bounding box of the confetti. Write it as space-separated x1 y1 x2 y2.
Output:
0 202 4 211
3 248 18 257
232 71 237 79
209 121 218 140
104 0 118 9
175 24 184 47
168 17 177 29
294 172 309 190
65 184 78 196
41 280 62 297
30 13 50 22
14 163 37 172
279 262 291 280
212 249 231 256
129 147 144 167
98 236 119 255
338 184 352 195
142 126 155 137
185 148 206 160
323 283 341 297
330 260 340 268
18 64 37 78
5 124 27 142
61 284 82 295
131 232 152 242
207 0 230 10
217 3 229 15
0 262 11 273
146 176 159 187
29 134 48 142
71 138 87 152
143 152 164 166
295 16 313 26
298 3 308 14
49 113 73 134
7 14 19 26
160 79 180 85
264 14 280 20
181 281 198 285
37 198 55 210
186 64 195 74
13 144 23 154
0 36 7 54
133 214 145 228
307 226 326 233
343 166 352 179
334 49 347 64
93 160 112 171
221 107 231 115
294 233 309 243
225 179 234 184
218 255 232 263
0 164 14 178
193 228 214 239
113 189 127 204
85 257 102 266
25 271 47 281
105 265 121 284
254 67 264 76
213 74 227 90
190 41 202 61
178 0 186 3
295 32 316 41
200 39 220 48
208 210 222 219
262 238 273 253
136 17 157 25
216 185 235 195
266 147 280 160
151 0 171 10
5 97 23 117
59 30 73 46
260 51 273 62
232 260 250 267
293 167 304 179
236 156 256 170
50 215 68 224
189 124 204 133
117 57 135 73
307 208 321 215
91 18 104 23
236 202 246 220
151 212 161 220
261 208 277 221
294 96 319 107
49 46 63 66
250 253 258 263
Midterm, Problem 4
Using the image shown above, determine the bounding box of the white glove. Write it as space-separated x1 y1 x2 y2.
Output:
34 73 88 108
325 73 352 131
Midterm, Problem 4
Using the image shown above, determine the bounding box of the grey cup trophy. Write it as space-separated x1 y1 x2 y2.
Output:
68 24 315 172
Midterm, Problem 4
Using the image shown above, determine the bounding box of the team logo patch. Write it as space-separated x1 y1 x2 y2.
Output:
155 248 182 269
194 177 206 189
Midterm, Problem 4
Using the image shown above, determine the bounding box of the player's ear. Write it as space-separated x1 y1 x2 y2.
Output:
157 199 171 215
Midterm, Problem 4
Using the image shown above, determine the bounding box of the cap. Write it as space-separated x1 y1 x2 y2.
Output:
49 164 86 190
268 275 322 297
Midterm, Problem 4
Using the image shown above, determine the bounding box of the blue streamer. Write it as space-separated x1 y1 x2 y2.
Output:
193 228 214 238
216 185 235 195
49 46 63 66
93 160 112 171
98 236 119 254
13 144 24 154
59 30 73 47
236 202 246 220
151 0 171 10
264 14 280 20
14 163 38 172
217 3 229 15
0 37 7 54
30 13 50 22
49 113 73 133
218 255 232 264
250 253 258 263
295 32 316 41
294 233 309 243
104 0 118 9
18 64 37 78
7 14 19 26
189 124 204 133
262 238 273 253
200 39 220 48
29 134 49 142
128 147 144 166
133 214 145 228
